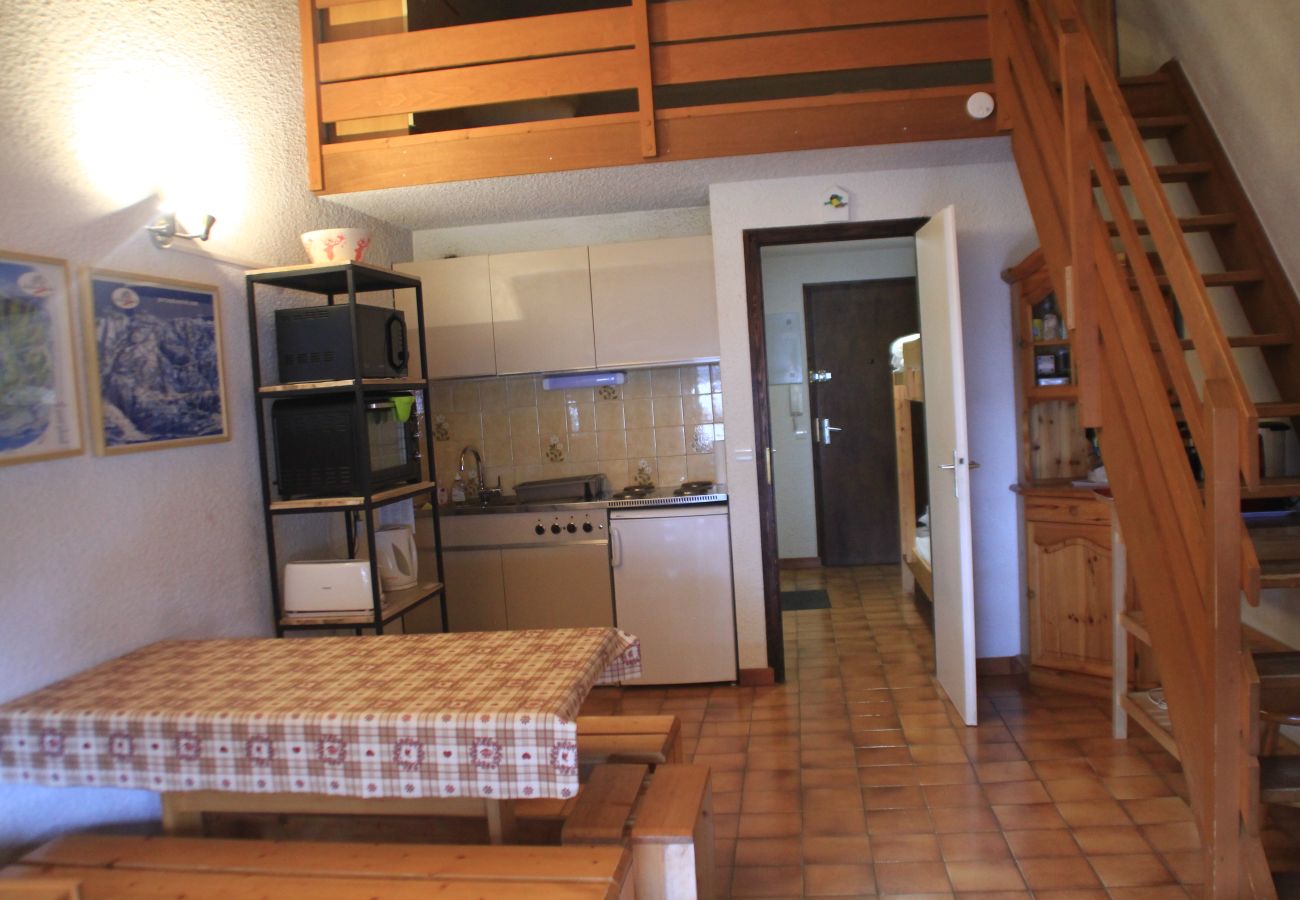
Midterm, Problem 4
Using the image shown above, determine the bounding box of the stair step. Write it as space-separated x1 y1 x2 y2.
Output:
1253 651 1300 683
1259 755 1300 805
1096 162 1214 186
1108 213 1238 236
1094 115 1191 139
1126 269 1265 291
1243 477 1300 500
1117 72 1171 88
1257 402 1300 418
1170 333 1295 351
1259 561 1300 589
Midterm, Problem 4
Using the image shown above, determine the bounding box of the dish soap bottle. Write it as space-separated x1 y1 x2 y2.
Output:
450 474 467 504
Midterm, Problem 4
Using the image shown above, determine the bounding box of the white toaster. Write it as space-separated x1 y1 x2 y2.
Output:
283 560 375 616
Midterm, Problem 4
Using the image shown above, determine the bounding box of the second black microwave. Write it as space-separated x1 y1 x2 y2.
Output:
275 305 408 382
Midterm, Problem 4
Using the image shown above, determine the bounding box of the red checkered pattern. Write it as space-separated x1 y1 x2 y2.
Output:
0 628 639 801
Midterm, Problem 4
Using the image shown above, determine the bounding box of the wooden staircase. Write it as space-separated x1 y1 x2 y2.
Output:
992 0 1300 894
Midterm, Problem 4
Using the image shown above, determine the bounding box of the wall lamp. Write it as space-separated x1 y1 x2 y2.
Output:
146 211 216 248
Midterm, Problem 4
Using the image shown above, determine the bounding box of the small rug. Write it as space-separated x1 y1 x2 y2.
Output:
780 589 830 611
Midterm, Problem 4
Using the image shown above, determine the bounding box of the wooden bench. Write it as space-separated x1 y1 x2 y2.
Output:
562 763 649 846
577 715 682 774
631 764 715 900
1 834 634 899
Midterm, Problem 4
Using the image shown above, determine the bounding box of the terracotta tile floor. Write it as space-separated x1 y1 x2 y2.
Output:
579 564 1300 898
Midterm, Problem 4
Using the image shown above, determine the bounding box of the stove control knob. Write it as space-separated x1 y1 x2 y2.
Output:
551 522 562 535
535 523 545 535
582 521 593 533
566 521 577 533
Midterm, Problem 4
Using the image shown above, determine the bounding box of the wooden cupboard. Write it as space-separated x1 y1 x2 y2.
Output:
1023 493 1113 681
489 246 596 374
1007 249 1113 694
395 256 496 379
589 235 718 367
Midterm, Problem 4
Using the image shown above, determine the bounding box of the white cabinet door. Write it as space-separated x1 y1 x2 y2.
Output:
395 257 496 379
501 544 614 630
589 235 719 367
442 549 509 632
489 247 595 374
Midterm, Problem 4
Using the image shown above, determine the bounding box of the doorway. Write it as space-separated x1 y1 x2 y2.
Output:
805 278 919 566
744 219 928 683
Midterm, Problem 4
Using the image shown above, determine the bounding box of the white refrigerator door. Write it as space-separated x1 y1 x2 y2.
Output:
612 507 737 684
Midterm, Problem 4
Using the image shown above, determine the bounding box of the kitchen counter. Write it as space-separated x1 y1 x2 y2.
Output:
437 489 729 516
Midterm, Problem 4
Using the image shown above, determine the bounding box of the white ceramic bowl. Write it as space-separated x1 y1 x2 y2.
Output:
301 228 373 264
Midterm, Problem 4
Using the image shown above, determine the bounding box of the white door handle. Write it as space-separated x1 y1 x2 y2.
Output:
610 528 622 567
818 418 843 445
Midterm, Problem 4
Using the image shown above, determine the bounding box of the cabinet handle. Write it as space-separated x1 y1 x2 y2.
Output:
610 528 622 568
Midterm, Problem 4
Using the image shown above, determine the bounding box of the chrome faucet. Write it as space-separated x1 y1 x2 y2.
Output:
458 445 485 498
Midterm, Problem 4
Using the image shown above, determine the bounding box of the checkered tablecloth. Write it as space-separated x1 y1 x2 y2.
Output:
0 628 640 801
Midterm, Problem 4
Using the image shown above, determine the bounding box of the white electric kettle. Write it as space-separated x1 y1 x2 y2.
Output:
374 524 418 591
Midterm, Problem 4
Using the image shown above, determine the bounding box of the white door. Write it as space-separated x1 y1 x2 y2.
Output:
915 206 978 726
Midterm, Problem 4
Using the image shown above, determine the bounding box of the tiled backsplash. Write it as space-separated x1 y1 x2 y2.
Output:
429 365 725 496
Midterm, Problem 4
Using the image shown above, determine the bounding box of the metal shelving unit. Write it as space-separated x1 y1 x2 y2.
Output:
245 261 446 636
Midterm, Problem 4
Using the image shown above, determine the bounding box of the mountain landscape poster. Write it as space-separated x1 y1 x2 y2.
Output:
0 251 83 466
83 270 228 455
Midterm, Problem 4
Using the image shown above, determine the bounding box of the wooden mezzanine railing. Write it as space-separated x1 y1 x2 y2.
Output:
299 0 1004 194
992 0 1274 894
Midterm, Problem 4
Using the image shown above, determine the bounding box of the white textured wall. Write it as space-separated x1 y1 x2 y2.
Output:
762 244 917 560
0 0 409 857
710 144 1036 669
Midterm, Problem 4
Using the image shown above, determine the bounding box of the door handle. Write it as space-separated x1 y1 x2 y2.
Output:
818 418 843 445
764 447 774 486
940 459 982 470
609 528 622 567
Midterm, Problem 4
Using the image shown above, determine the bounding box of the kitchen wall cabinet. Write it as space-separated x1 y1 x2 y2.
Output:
395 256 496 379
489 246 595 374
589 235 719 367
399 237 720 379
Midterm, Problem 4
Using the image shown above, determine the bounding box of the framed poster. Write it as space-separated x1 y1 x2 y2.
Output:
0 251 83 467
83 269 229 455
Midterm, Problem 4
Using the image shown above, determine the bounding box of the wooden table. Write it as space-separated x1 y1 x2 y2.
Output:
0 628 641 843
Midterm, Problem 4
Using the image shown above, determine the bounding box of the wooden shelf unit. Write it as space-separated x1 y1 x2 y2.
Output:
1008 250 1115 696
245 262 447 636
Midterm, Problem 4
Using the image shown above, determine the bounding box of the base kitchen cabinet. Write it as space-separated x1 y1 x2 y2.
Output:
501 544 614 630
1023 491 1113 684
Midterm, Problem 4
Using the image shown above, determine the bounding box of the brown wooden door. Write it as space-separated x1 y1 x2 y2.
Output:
805 278 918 566
1026 520 1113 677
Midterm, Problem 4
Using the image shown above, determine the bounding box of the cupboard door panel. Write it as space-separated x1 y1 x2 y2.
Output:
590 235 719 367
444 549 508 632
396 257 496 379
501 545 614 630
489 247 595 374
1026 521 1112 676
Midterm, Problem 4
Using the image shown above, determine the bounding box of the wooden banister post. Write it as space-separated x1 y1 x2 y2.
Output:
1203 377 1243 896
630 0 658 159
298 0 326 192
1060 31 1099 427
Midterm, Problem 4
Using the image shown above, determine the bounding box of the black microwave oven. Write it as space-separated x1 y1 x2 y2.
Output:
275 305 408 382
272 394 421 499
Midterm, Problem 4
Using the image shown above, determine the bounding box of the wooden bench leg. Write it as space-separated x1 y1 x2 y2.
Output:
631 765 714 900
484 799 517 845
159 794 203 837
